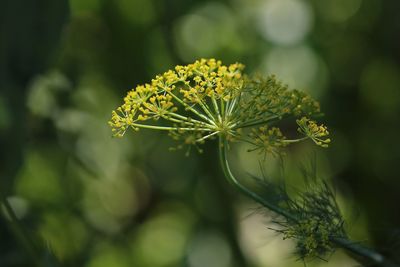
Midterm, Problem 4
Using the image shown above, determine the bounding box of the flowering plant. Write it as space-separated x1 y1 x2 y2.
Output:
109 59 397 267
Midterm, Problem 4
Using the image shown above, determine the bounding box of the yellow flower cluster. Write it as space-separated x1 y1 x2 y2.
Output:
296 117 331 147
109 58 330 154
109 58 245 138
247 126 288 157
236 76 321 126
177 59 244 102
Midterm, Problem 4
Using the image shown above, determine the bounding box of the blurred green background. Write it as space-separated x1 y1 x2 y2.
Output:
1 0 400 266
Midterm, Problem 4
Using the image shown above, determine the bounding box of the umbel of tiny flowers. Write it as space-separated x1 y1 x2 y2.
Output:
109 58 330 154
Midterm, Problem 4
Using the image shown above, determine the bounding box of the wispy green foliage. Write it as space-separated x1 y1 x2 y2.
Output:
250 161 345 261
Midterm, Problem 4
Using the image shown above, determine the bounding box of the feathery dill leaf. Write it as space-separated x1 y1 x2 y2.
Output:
251 161 346 261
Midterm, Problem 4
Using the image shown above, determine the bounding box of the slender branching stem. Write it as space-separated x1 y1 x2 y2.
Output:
131 123 211 131
226 97 237 117
167 91 215 125
218 136 399 267
197 98 218 122
211 97 222 122
282 137 309 143
196 131 220 142
218 136 296 221
220 98 226 119
232 115 281 130
160 115 192 125
168 113 214 127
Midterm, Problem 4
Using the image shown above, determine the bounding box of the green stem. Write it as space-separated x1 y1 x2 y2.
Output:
0 196 42 267
232 115 281 130
282 137 308 143
167 91 215 125
131 123 211 131
331 237 399 267
218 136 296 221
217 136 399 267
197 97 217 122
211 97 222 122
169 113 214 127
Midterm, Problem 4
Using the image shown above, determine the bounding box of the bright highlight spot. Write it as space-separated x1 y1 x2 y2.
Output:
131 205 195 267
257 0 313 45
188 231 232 267
174 3 238 61
262 45 327 96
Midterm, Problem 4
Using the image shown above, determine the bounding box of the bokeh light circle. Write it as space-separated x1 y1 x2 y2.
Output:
257 0 313 45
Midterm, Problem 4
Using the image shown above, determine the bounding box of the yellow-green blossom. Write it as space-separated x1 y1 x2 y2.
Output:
109 58 330 154
247 126 288 157
296 117 331 147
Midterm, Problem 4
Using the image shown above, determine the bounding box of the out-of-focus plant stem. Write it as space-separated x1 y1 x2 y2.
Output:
0 194 42 267
332 237 399 267
218 136 399 267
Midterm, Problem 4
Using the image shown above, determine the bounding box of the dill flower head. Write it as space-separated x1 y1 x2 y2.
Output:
296 117 331 148
109 59 330 154
247 126 289 158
